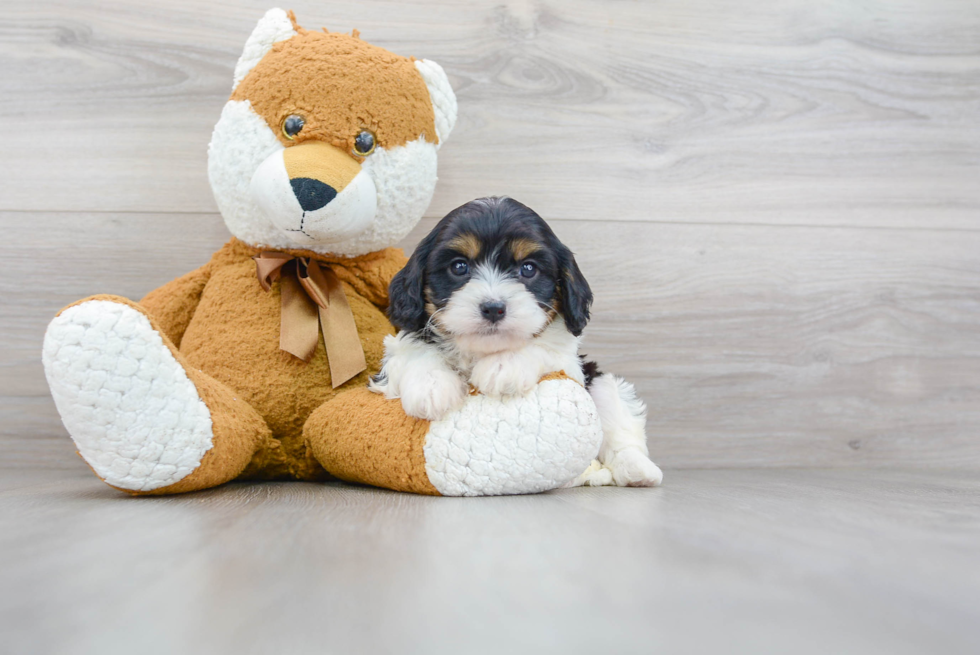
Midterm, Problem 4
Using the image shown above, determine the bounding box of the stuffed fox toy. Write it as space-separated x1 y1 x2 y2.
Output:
42 9 603 496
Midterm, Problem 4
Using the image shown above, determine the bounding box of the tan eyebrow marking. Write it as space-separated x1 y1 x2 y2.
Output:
447 233 481 259
510 237 542 261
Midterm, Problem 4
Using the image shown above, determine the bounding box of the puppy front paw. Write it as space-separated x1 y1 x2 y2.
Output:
607 449 664 487
399 368 468 421
469 352 540 398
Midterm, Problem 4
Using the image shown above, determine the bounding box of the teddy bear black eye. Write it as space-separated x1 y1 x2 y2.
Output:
282 115 304 140
450 259 469 276
353 130 376 156
520 262 537 278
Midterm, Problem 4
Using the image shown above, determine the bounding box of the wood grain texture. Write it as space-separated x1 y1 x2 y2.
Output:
1 468 978 654
4 211 979 470
0 0 977 226
1 0 979 471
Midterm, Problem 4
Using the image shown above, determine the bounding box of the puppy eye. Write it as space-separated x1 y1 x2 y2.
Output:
520 262 537 278
450 260 469 276
282 115 305 140
353 130 376 156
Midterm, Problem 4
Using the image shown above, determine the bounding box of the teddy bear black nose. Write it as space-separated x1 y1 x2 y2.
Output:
290 178 337 212
480 301 507 324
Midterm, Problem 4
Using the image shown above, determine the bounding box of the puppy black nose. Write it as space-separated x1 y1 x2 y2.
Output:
480 301 507 323
290 178 338 212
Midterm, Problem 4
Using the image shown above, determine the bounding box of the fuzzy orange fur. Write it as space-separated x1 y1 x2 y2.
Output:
232 27 439 157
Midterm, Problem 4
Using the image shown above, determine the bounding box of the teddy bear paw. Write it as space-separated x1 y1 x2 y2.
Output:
42 300 214 491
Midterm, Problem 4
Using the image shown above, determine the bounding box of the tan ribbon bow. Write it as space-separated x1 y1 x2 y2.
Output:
254 252 367 388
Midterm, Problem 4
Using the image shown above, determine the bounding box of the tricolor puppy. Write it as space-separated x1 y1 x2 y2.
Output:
370 197 663 487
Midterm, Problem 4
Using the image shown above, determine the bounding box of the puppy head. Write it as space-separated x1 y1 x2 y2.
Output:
389 197 593 354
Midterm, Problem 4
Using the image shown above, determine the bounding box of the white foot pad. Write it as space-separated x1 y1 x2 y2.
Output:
42 300 214 491
423 378 603 496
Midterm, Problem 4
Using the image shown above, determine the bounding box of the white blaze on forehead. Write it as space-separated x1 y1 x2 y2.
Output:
439 264 549 354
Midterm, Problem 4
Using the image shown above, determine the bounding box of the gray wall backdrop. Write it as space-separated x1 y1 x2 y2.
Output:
2 0 978 471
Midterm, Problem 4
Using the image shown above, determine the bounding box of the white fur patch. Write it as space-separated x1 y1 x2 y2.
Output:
208 99 284 246
465 318 584 396
208 100 438 257
370 332 468 421
423 377 603 496
589 373 663 487
42 301 214 491
414 59 458 145
351 138 439 256
441 264 549 357
232 8 297 90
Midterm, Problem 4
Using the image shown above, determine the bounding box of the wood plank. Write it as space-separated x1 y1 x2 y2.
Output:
1 469 978 653
3 211 978 470
1 0 977 227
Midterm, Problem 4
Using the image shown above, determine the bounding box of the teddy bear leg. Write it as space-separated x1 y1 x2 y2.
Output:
304 374 604 496
304 388 439 495
42 296 271 495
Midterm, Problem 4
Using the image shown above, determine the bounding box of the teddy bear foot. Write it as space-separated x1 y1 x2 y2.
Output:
42 299 217 492
306 373 604 496
423 380 604 496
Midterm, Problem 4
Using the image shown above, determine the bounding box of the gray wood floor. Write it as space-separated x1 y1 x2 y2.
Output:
2 468 978 654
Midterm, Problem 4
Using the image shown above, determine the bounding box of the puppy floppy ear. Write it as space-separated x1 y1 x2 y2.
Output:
388 229 439 333
556 245 593 337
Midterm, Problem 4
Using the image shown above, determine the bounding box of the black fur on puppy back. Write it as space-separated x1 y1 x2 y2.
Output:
580 356 602 388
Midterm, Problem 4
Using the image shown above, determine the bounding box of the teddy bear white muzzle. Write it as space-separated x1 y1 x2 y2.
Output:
249 141 378 246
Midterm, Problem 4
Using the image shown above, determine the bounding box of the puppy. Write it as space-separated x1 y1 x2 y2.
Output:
369 197 662 487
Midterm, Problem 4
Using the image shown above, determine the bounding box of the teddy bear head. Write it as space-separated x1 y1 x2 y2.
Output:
208 8 457 257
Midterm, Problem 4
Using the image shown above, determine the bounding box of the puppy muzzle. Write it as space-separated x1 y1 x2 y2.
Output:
250 141 378 245
479 300 507 324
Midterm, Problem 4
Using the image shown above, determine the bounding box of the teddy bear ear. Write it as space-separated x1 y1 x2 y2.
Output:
414 59 458 146
232 8 298 91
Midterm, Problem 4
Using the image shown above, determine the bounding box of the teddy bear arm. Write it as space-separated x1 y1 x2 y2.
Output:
139 264 212 347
